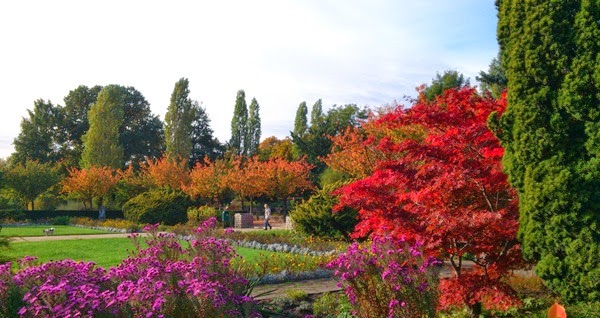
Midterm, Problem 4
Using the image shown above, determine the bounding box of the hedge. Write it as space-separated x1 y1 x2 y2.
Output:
0 209 124 221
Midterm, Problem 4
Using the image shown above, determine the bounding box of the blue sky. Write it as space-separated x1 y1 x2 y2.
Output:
0 0 499 159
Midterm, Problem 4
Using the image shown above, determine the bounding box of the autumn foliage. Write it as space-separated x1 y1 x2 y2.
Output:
140 156 190 190
183 158 231 205
62 165 121 210
335 88 525 312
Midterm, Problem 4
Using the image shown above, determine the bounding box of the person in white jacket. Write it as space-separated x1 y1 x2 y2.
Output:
264 204 272 230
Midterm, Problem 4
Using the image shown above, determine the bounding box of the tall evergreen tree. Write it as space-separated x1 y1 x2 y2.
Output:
164 78 194 162
293 101 308 137
12 99 62 164
81 85 125 169
495 0 599 302
246 97 261 156
229 90 248 156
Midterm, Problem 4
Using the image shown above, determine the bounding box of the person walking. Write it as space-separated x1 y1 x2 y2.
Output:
264 203 272 230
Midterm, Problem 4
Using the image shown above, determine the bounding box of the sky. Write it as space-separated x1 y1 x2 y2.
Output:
0 0 499 159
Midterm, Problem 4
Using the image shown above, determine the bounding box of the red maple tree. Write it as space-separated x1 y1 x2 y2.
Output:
335 88 525 313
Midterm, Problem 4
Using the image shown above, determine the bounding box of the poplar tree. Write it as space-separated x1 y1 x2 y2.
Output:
310 99 324 126
81 85 124 169
164 78 194 161
229 90 248 156
246 97 261 156
293 101 308 137
495 0 599 302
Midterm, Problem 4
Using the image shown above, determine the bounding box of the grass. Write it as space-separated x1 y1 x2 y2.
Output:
0 225 111 237
2 238 277 269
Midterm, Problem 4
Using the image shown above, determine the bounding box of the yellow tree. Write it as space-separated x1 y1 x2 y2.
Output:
62 166 121 210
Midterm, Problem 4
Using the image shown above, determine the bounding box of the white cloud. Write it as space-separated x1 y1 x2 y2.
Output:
0 0 498 159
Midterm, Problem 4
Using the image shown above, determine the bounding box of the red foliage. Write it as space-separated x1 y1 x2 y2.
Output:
335 88 525 311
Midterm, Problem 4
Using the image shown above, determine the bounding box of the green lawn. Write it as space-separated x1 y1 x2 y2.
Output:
2 238 274 269
0 225 111 237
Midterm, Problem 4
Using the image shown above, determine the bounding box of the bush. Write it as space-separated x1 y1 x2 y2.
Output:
327 236 440 318
291 182 358 240
51 216 71 225
123 188 191 225
313 292 353 318
187 205 219 223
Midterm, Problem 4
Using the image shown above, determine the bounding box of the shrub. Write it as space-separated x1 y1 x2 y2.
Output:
291 182 358 240
187 205 219 223
122 188 191 225
313 292 353 318
51 216 71 225
327 236 440 318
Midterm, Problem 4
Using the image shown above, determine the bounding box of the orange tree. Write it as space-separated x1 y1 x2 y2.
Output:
323 112 426 181
223 157 266 213
140 156 190 190
261 157 314 220
183 158 231 206
61 165 121 210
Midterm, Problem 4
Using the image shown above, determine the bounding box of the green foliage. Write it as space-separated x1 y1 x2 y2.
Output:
187 205 219 223
229 90 248 156
291 182 358 240
313 292 353 318
51 216 71 225
164 78 195 161
292 103 368 178
123 188 191 225
477 53 506 98
190 103 222 166
421 70 469 102
246 97 261 157
496 0 600 302
319 167 350 188
12 99 63 165
3 160 61 211
293 101 308 137
61 85 103 166
81 85 125 169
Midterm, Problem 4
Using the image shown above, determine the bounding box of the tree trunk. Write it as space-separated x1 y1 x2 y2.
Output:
469 302 482 318
282 197 288 222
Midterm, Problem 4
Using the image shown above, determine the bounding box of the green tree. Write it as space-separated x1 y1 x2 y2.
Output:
12 99 62 164
421 70 469 102
4 160 60 210
59 85 163 167
293 101 308 137
246 97 261 157
292 104 367 179
81 85 125 169
118 86 164 165
190 101 223 165
164 78 194 162
495 0 600 302
310 99 324 126
477 54 507 99
60 85 103 166
229 90 248 156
